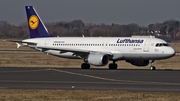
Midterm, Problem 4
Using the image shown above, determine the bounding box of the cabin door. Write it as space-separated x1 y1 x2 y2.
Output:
143 40 150 52
44 39 50 46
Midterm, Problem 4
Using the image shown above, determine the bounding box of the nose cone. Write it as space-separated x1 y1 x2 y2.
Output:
166 47 176 58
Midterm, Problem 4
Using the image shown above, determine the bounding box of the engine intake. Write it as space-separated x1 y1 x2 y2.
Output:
87 53 109 66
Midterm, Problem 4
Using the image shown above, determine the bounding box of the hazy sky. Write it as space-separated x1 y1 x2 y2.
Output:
0 0 180 26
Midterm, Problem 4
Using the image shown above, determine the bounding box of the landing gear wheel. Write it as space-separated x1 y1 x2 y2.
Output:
149 60 156 70
81 63 90 69
150 66 156 70
109 63 117 69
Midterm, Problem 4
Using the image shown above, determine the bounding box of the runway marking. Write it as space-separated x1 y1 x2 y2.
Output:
50 68 180 86
50 69 120 82
0 69 49 73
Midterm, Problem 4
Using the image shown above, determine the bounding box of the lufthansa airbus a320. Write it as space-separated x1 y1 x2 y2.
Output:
14 6 175 70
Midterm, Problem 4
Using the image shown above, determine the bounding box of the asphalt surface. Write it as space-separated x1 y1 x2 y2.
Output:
0 68 180 92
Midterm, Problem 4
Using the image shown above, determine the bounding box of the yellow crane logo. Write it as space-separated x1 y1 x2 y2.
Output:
29 15 39 30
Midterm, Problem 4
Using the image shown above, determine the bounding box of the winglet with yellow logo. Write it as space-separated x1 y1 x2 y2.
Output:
25 6 53 38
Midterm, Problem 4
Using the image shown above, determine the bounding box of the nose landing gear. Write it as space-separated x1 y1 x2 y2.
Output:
150 66 156 70
150 60 156 70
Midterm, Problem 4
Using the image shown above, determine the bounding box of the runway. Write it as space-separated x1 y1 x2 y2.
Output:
0 67 180 92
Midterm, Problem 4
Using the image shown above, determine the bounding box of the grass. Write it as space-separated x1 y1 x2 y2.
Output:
0 40 32 50
0 90 179 101
170 43 180 52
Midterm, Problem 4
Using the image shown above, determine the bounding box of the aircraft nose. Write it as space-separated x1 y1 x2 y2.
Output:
167 47 176 57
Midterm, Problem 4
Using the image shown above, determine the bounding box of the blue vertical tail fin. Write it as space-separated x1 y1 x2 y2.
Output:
25 6 53 38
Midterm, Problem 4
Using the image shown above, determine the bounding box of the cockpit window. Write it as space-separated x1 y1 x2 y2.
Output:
155 43 169 47
163 43 169 46
155 43 159 47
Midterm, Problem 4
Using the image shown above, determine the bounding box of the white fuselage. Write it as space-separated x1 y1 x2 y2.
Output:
22 37 175 61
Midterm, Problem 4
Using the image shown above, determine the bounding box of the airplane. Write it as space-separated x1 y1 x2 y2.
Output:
15 6 176 70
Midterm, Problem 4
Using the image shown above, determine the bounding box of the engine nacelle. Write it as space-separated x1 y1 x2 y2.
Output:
126 60 149 66
87 53 109 66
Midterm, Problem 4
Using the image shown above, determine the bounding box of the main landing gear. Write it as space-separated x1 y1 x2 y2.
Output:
150 60 156 70
108 61 118 69
81 63 90 69
81 62 118 69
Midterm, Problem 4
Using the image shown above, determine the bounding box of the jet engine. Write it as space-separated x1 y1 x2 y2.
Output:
126 60 149 66
87 53 109 66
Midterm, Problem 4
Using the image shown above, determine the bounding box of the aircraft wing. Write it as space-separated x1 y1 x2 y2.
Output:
37 46 113 56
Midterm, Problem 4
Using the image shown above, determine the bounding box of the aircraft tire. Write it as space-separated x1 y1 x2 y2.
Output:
81 63 90 69
150 66 156 70
109 63 118 69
